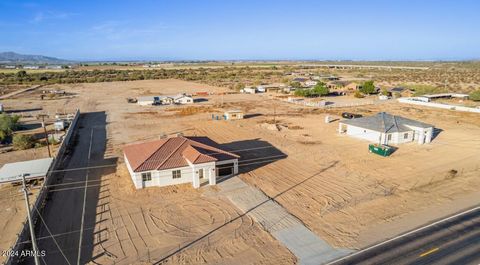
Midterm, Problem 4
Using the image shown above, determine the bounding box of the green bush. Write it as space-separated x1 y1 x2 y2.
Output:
294 89 313 97
312 82 329 96
12 134 35 150
469 90 480 101
290 81 303 88
359 81 375 94
48 136 59 145
0 114 20 142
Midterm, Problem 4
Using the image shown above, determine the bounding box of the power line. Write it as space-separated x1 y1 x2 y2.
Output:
34 207 71 265
46 156 285 193
6 143 286 179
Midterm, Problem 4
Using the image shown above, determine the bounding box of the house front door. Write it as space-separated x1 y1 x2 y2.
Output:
198 169 204 179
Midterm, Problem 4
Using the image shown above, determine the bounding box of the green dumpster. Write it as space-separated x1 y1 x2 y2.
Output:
368 144 394 157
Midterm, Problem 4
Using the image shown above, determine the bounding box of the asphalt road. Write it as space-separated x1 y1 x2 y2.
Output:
328 206 480 265
20 112 115 265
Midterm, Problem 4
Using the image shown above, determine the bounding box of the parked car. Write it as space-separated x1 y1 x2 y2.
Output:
342 112 363 119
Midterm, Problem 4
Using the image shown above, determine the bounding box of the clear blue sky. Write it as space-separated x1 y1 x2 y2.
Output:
1 0 479 61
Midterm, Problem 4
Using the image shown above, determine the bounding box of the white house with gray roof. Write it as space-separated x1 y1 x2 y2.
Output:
338 112 434 145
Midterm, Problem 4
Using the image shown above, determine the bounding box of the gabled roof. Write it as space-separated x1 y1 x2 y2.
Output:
340 112 434 133
172 94 192 100
293 77 308 82
124 136 240 172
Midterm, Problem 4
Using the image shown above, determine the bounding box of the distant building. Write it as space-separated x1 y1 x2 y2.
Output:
260 84 286 93
23 65 39 70
243 87 257 94
137 96 156 106
123 136 240 189
304 80 318 87
45 65 62 69
137 94 193 106
224 110 244 120
256 86 266 93
172 94 193 104
292 77 308 83
339 112 434 145
0 158 53 184
389 87 406 93
422 93 469 100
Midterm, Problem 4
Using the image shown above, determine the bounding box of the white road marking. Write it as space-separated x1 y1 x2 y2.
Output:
77 128 94 265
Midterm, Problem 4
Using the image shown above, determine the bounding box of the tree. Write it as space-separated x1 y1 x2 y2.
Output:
360 80 376 94
0 114 20 142
312 82 329 96
16 70 28 78
294 89 311 97
469 90 480 101
380 88 389 96
12 134 34 150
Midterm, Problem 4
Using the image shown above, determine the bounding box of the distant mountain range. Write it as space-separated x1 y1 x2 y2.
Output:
0 52 72 64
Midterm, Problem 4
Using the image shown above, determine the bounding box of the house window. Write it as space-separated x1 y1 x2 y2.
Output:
387 134 392 141
172 170 181 179
404 133 409 139
142 172 152 182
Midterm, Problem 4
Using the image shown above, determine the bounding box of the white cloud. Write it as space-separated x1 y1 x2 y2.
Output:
31 10 76 23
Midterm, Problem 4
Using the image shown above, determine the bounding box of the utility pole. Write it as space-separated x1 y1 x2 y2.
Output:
272 99 277 124
38 114 51 158
22 174 41 265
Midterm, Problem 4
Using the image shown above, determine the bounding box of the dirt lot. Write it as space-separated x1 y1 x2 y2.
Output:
1 78 479 263
0 80 295 265
0 144 53 264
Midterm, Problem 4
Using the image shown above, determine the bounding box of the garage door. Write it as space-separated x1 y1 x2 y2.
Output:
216 163 234 176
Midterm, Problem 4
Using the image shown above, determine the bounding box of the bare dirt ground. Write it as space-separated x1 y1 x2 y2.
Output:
93 166 295 265
0 79 295 265
1 78 479 263
0 144 51 264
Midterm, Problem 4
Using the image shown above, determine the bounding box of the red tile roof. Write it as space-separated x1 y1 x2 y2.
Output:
123 136 240 172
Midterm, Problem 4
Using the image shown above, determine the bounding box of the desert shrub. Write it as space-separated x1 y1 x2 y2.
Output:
447 169 458 179
469 90 480 101
290 81 303 88
48 136 59 145
12 134 35 150
354 91 365 98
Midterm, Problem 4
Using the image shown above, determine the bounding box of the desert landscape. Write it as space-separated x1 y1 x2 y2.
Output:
1 74 479 264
